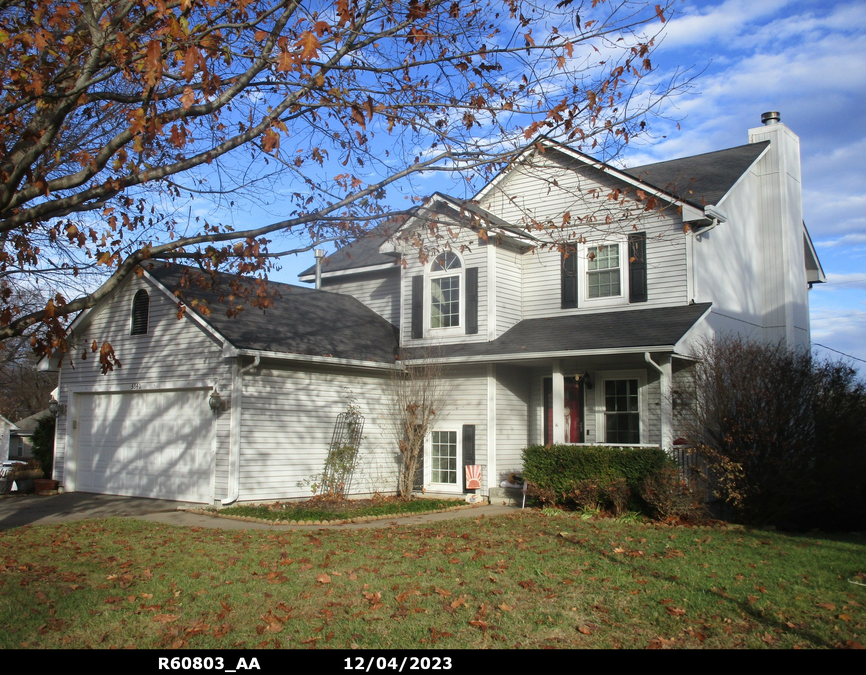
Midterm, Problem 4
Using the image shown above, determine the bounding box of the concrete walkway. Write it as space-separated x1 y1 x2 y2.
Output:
0 492 517 531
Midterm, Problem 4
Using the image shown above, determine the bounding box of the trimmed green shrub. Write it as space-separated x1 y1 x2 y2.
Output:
522 444 671 512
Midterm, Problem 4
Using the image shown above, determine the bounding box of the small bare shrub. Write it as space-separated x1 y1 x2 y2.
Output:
566 479 603 508
603 478 631 516
641 466 707 522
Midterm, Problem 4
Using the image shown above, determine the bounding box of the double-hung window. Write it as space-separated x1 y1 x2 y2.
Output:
595 370 646 445
429 252 462 330
581 241 627 307
587 244 621 299
561 233 647 309
603 378 640 444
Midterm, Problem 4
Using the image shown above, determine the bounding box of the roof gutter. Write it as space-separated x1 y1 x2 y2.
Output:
231 348 401 371
401 344 679 366
221 355 259 506
693 205 728 236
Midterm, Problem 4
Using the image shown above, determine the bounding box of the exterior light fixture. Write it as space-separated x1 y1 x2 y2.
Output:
48 397 66 416
208 390 224 413
581 371 593 390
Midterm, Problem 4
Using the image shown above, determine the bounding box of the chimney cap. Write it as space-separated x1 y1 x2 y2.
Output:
314 248 325 259
761 111 781 126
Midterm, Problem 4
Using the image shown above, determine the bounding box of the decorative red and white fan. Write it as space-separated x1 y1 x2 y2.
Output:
465 464 482 490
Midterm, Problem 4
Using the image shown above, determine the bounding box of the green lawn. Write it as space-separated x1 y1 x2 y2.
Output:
0 512 863 649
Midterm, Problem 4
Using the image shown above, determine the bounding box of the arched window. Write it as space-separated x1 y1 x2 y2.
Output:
429 251 462 329
131 289 150 335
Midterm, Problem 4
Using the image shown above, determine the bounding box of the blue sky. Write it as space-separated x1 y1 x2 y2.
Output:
635 0 866 366
263 0 866 366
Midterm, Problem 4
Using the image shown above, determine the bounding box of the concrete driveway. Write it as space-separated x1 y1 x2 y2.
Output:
0 492 516 531
0 492 189 531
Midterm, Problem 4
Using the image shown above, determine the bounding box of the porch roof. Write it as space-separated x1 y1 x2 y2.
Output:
403 303 712 362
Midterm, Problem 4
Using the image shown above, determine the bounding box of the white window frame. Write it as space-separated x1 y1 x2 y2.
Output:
426 429 462 492
578 239 628 308
426 251 464 335
594 369 648 445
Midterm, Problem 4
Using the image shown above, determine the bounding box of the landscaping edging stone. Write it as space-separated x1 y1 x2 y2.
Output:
187 502 484 526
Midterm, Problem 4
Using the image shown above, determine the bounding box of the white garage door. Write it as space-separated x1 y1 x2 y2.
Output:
76 389 214 502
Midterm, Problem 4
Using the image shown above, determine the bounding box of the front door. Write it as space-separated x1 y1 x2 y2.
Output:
543 377 584 445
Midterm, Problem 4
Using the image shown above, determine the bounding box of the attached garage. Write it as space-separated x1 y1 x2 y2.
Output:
73 389 214 503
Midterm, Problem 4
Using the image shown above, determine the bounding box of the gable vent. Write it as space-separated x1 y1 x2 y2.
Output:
131 289 150 335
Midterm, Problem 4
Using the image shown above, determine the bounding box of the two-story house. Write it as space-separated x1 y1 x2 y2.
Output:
43 112 824 504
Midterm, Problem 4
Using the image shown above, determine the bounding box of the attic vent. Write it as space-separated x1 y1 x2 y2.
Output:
131 289 150 335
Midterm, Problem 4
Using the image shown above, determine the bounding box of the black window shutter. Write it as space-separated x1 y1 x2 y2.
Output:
628 232 648 303
466 267 479 335
561 245 578 309
411 275 423 338
462 424 476 492
131 289 149 335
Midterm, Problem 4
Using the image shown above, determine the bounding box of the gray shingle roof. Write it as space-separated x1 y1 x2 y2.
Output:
299 221 402 277
11 409 52 433
406 303 711 360
622 142 769 209
146 264 399 363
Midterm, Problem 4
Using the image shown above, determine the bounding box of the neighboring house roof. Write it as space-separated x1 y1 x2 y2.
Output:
11 409 52 435
405 303 712 361
622 142 769 210
146 264 399 363
299 220 403 277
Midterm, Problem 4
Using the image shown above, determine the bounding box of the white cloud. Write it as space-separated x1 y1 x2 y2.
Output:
660 0 796 50
816 233 866 248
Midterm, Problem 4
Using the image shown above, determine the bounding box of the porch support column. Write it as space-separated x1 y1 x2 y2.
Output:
660 354 673 450
646 352 674 450
552 360 565 444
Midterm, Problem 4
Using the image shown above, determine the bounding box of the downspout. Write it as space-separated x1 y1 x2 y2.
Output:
644 352 673 451
221 355 260 506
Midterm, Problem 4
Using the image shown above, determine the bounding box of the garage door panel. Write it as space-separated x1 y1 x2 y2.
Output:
76 390 213 502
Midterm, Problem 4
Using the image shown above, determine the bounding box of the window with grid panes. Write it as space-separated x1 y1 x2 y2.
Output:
604 378 640 444
430 430 458 484
587 244 621 298
430 252 461 329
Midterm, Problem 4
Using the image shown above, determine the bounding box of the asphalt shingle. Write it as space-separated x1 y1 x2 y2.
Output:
407 303 712 360
622 142 769 209
146 264 399 363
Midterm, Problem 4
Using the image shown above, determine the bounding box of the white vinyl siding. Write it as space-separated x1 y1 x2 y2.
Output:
478 151 688 319
238 364 397 502
53 274 232 497
493 244 523 337
400 228 488 346
424 365 488 493
494 366 530 482
321 269 400 326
